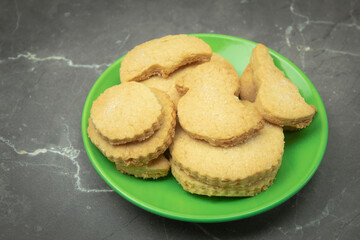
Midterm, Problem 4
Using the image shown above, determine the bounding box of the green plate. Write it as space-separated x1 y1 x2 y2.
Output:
81 33 328 222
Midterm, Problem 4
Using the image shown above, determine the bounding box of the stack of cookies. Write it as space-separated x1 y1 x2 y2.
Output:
88 34 317 197
88 35 211 179
170 123 284 196
170 49 284 196
87 82 176 179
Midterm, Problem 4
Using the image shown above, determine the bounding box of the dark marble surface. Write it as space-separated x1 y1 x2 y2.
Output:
1 0 359 239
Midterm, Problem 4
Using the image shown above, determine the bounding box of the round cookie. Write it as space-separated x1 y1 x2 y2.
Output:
115 154 170 179
90 82 163 145
88 88 176 166
170 123 284 187
171 164 277 197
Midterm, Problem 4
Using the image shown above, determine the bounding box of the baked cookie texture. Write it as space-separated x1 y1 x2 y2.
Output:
86 35 316 196
88 88 176 166
142 76 181 109
171 164 277 197
170 123 284 189
90 82 163 145
240 44 317 130
120 34 212 83
115 154 170 179
175 53 240 96
176 60 264 147
141 53 227 109
239 65 257 102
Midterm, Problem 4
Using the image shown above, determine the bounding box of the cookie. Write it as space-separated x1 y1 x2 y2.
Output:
244 44 317 129
141 53 227 108
210 52 233 63
90 82 163 145
171 164 276 197
175 56 241 96
115 154 170 179
120 34 212 82
239 65 257 102
88 88 176 166
170 122 284 188
141 75 181 109
176 60 263 147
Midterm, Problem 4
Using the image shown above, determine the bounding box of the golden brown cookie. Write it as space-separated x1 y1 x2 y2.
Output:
141 53 229 109
175 57 241 96
239 65 257 102
171 164 277 197
88 88 176 166
176 59 263 147
246 44 317 129
170 122 284 188
178 90 264 147
141 76 181 109
210 52 232 63
90 82 163 145
115 154 170 179
120 35 212 82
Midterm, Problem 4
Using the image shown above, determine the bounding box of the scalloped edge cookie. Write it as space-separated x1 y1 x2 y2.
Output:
171 164 277 197
170 123 284 187
90 82 163 145
88 89 176 166
115 154 170 179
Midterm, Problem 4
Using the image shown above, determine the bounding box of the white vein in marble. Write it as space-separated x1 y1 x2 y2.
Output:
0 52 111 73
267 188 360 238
193 223 221 240
0 126 114 193
12 0 20 34
287 0 360 68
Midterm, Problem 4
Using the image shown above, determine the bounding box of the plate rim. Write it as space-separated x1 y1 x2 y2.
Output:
81 33 329 223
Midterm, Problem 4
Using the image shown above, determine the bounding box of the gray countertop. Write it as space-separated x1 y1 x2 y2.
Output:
1 0 359 239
